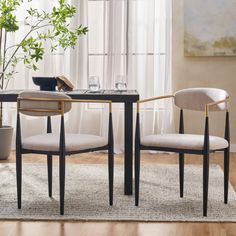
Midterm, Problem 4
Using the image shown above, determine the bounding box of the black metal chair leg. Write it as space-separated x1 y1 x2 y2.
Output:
135 146 140 206
47 154 53 197
59 154 65 215
16 153 22 209
179 153 184 198
224 148 230 204
108 147 114 206
203 153 209 217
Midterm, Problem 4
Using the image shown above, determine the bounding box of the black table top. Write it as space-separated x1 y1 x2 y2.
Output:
0 89 140 103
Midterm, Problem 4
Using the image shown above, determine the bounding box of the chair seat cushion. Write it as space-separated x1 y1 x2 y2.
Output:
141 134 228 151
22 133 108 152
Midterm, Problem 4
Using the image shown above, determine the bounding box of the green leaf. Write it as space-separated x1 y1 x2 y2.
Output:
0 0 88 89
32 64 38 71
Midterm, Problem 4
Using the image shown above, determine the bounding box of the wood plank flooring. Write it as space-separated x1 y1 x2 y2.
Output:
0 152 236 236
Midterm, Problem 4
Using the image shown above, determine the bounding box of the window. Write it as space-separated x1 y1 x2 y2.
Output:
87 0 167 91
87 0 168 111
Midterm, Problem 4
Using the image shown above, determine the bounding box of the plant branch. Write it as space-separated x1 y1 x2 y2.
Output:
1 31 7 89
1 19 48 75
5 44 18 52
0 0 88 128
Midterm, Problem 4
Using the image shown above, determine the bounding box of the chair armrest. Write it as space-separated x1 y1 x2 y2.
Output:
205 96 229 116
137 95 174 113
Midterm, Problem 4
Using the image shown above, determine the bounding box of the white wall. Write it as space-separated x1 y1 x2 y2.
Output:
172 0 236 150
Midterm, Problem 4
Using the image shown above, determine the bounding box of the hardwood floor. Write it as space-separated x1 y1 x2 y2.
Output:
0 152 236 236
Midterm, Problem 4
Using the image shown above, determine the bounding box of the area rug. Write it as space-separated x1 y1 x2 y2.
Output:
0 163 236 222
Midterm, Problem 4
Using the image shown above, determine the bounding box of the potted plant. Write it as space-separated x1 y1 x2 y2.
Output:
0 0 88 159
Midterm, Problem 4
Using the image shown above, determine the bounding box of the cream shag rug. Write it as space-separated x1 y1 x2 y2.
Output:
0 163 236 221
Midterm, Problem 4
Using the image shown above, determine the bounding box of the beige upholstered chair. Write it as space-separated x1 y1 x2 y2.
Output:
16 91 114 215
135 88 230 216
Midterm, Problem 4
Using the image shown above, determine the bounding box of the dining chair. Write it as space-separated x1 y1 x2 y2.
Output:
16 91 114 215
135 88 230 216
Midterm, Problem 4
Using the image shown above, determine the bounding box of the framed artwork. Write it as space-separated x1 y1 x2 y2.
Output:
184 0 236 56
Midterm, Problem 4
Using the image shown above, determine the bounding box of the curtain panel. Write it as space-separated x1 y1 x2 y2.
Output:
5 0 174 151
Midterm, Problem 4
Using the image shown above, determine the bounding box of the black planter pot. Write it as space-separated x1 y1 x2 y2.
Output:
32 77 57 91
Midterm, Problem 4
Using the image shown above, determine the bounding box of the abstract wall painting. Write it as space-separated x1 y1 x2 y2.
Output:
184 0 236 56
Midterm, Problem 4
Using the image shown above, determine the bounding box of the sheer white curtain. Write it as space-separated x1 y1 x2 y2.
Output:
5 0 90 139
5 0 173 149
102 0 174 147
128 0 174 137
5 0 64 140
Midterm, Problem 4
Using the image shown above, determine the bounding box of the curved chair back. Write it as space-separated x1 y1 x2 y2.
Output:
174 88 228 111
18 91 72 116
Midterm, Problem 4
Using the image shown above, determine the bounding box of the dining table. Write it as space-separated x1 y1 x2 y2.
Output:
0 89 140 195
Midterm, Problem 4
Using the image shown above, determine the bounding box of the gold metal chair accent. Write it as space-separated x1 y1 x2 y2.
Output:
135 88 230 216
16 91 114 215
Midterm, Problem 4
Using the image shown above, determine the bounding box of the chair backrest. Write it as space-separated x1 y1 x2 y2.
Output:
174 88 228 111
18 91 72 116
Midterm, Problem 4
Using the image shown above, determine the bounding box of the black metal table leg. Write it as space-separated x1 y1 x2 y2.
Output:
124 102 133 195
